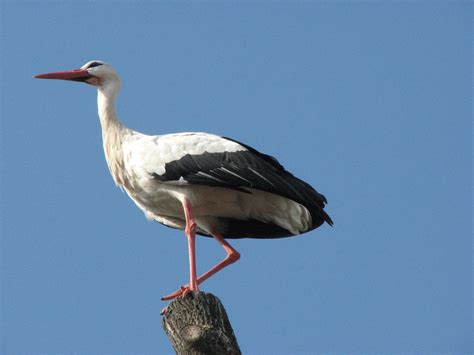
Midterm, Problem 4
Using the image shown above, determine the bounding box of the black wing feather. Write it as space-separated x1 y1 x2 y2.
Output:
152 137 333 228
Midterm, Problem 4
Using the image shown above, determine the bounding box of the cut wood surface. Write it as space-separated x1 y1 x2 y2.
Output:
162 292 241 355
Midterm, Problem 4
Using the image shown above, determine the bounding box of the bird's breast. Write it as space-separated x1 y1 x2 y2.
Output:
122 177 185 220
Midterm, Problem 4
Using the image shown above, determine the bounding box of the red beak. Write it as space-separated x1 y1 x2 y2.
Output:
34 69 91 82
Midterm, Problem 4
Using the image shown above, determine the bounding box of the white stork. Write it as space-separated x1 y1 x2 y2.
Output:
34 60 333 300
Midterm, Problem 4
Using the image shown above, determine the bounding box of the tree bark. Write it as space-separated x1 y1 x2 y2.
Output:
161 291 241 355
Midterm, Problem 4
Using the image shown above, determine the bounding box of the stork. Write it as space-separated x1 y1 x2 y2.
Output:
34 60 333 300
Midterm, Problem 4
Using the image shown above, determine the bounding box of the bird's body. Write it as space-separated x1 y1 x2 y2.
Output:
112 130 329 238
35 60 333 299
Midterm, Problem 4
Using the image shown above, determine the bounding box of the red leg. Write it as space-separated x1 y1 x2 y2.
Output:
193 232 240 285
162 231 240 301
182 199 199 295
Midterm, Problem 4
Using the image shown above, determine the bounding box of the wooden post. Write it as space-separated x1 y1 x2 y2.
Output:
161 291 241 355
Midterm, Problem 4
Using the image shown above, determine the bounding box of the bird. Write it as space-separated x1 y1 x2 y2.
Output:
34 60 333 300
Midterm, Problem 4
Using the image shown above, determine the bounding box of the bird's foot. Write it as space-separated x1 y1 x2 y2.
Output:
161 284 198 301
161 286 188 301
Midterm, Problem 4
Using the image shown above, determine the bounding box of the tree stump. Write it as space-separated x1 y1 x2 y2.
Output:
161 291 241 355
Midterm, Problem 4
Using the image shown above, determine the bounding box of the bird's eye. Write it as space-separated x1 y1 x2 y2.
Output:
88 62 103 68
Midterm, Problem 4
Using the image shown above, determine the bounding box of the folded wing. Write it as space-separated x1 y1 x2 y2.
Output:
150 134 333 229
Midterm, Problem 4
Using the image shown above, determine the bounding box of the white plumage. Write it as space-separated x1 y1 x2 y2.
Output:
34 60 332 300
121 132 311 235
124 132 246 176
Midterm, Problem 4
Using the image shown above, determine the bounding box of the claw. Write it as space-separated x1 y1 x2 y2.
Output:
160 305 169 315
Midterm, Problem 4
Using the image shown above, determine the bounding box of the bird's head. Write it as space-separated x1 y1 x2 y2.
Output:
34 60 119 89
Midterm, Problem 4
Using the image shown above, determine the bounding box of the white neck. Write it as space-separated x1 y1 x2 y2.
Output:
97 82 128 187
97 83 122 130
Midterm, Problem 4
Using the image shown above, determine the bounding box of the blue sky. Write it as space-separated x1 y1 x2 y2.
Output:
1 1 472 354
